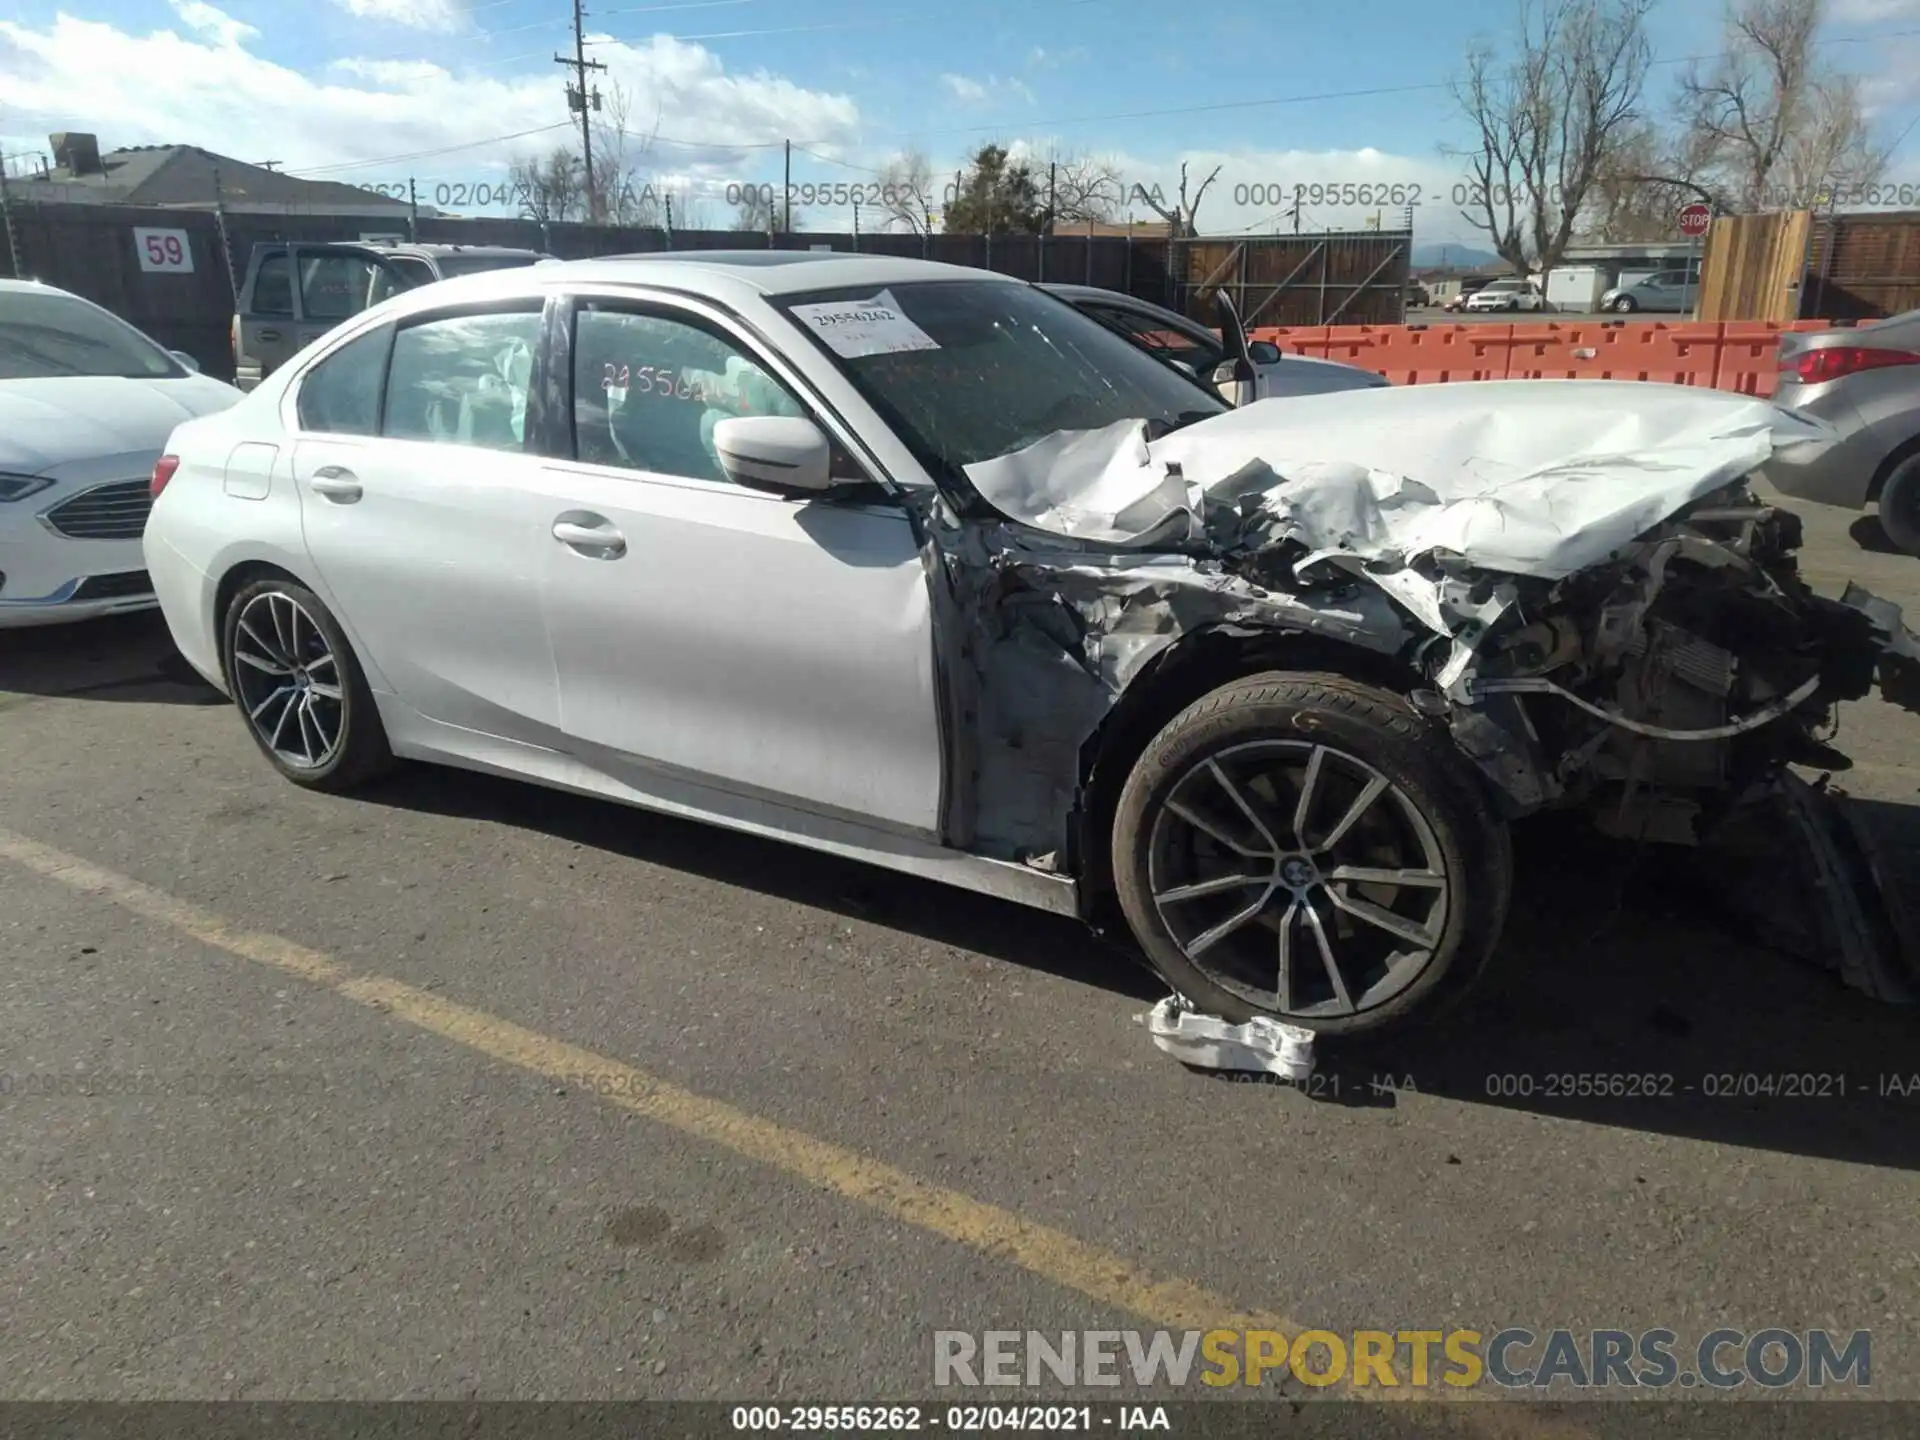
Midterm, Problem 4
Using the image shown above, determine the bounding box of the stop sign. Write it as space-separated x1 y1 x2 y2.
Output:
1679 203 1712 237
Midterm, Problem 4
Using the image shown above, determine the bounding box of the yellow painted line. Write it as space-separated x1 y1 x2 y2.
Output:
0 827 1586 1436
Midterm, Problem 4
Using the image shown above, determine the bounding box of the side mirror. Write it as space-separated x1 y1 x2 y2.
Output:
1248 341 1283 365
713 415 834 495
168 349 201 373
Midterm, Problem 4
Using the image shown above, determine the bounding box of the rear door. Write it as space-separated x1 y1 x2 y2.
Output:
287 299 561 745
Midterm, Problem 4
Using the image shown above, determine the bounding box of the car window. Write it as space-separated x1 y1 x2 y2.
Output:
780 280 1228 481
0 286 180 380
252 252 294 317
296 324 392 434
383 308 543 452
571 304 808 484
300 253 387 322
1087 303 1219 370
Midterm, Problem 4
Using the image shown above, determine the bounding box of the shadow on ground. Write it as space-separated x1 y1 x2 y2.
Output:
365 761 1920 1173
0 612 223 706
1849 513 1910 557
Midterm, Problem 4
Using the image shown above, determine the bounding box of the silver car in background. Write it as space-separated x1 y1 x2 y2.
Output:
1763 309 1920 553
1599 270 1699 314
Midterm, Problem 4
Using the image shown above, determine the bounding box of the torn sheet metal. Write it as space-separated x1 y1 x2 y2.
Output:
1140 995 1317 1079
963 381 1837 637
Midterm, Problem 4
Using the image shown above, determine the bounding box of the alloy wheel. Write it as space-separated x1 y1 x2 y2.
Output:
1146 740 1451 1020
231 590 346 771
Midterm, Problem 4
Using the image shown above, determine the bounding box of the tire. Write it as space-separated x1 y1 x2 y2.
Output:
1111 672 1512 1038
1612 295 1637 313
222 577 395 791
1875 453 1920 556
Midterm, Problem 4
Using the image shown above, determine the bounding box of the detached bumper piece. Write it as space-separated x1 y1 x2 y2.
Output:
1839 581 1920 716
1696 774 1919 1006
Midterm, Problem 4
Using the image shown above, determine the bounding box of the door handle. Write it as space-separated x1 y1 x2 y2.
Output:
257 328 282 342
552 517 627 557
309 466 363 502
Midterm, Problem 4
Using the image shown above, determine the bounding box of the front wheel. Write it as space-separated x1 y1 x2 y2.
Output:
1111 673 1512 1037
1612 295 1638 313
223 577 395 791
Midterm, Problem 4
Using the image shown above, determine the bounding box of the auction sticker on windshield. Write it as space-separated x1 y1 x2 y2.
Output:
790 291 940 358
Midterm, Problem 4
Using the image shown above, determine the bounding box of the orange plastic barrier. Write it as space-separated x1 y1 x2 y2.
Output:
1331 323 1512 384
1252 325 1331 357
1248 318 1839 393
1502 320 1727 386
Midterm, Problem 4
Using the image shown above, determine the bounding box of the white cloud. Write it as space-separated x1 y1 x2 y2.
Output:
0 15 859 197
332 0 468 30
940 72 1033 106
170 0 256 47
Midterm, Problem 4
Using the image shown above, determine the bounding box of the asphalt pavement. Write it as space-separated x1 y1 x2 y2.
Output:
2 486 1919 1418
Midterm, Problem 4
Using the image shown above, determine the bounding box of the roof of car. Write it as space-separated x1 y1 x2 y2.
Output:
368 243 545 259
362 250 1022 318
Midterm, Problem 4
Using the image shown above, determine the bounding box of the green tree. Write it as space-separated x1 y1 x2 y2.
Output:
944 144 1048 235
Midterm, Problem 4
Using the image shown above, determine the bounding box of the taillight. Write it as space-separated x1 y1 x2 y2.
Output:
1781 346 1920 384
150 455 180 499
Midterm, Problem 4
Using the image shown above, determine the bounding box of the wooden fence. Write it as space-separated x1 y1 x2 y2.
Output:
1700 208 1920 323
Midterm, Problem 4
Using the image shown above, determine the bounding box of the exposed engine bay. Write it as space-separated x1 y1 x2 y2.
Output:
911 380 1920 1005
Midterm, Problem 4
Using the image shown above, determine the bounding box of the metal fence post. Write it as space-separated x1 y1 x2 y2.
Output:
0 165 23 279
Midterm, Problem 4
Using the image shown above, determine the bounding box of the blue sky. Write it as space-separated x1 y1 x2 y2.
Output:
3 0 1918 242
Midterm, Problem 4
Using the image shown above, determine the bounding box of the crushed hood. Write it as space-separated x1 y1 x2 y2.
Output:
962 380 1837 601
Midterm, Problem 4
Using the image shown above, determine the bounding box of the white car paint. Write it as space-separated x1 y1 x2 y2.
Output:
1463 279 1545 313
145 254 1059 911
0 279 240 628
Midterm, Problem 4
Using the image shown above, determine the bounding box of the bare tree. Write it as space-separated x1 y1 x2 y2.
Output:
1044 149 1125 226
875 150 938 235
1579 119 1716 241
1450 0 1654 277
589 81 662 225
510 146 584 222
1676 0 1886 212
730 187 775 233
1131 161 1221 236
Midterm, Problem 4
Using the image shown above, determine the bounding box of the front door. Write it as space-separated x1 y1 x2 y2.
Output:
535 295 944 836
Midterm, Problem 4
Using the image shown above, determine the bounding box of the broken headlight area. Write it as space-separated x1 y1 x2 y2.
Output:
1386 483 1900 844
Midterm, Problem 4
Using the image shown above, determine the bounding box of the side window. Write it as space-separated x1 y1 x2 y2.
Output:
1095 305 1217 370
368 258 431 306
296 324 391 435
572 305 807 484
252 252 294 317
300 253 386 321
382 308 543 452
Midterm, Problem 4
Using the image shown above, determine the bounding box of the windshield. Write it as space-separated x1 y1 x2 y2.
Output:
777 280 1228 481
432 254 543 279
0 287 178 380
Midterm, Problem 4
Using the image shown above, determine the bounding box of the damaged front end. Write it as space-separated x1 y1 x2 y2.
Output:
930 380 1920 1007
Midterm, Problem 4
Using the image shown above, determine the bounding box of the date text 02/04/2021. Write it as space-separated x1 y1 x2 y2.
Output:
728 1406 1170 1432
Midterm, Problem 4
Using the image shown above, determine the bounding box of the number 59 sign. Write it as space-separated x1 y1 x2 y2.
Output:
133 227 194 274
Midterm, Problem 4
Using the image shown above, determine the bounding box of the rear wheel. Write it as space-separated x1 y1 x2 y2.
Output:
223 578 394 791
1875 454 1920 556
1111 673 1511 1037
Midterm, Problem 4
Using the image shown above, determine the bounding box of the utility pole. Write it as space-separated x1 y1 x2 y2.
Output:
556 0 607 220
0 161 21 280
407 177 419 242
782 140 792 234
1042 159 1056 282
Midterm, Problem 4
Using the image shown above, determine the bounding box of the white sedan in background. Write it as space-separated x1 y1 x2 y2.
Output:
0 279 240 627
143 253 1920 1037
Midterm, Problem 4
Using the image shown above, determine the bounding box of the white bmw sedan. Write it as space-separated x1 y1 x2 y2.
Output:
0 279 240 627
144 252 1919 1036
